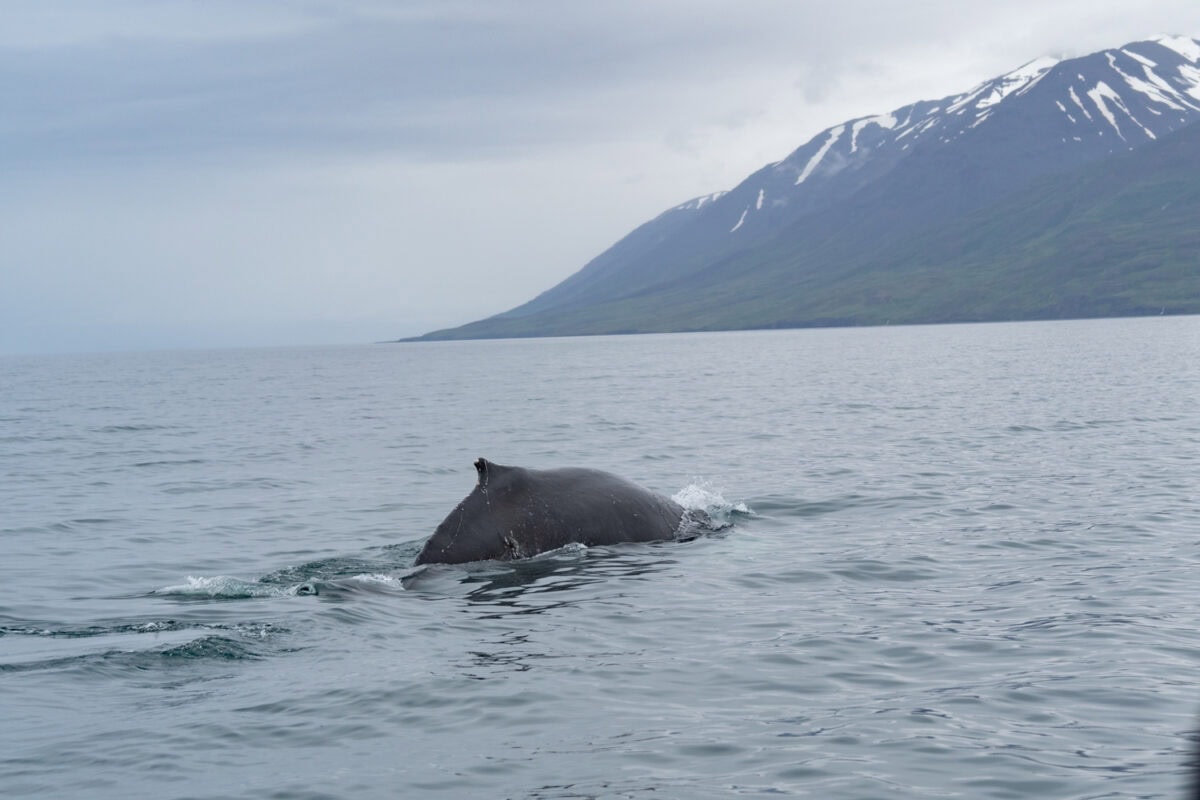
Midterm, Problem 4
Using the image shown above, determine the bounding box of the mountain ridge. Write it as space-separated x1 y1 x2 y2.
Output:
406 36 1200 341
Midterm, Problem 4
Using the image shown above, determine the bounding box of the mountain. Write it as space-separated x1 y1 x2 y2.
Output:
409 36 1200 340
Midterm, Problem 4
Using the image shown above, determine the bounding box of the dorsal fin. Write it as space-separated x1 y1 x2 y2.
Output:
474 457 490 485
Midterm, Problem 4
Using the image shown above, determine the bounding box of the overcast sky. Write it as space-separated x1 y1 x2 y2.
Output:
3 1 1198 354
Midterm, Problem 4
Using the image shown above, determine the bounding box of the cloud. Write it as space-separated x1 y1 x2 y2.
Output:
2 0 1198 353
7 1 1197 171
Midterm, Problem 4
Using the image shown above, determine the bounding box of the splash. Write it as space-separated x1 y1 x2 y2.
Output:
673 482 752 529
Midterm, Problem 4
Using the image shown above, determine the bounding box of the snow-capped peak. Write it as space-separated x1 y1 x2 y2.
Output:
1151 34 1200 63
673 37 1200 243
945 54 1059 118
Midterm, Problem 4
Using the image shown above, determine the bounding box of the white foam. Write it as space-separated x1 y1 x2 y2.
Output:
673 482 751 515
156 574 296 598
348 573 406 589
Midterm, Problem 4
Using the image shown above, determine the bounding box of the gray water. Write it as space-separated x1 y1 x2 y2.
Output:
1 317 1198 799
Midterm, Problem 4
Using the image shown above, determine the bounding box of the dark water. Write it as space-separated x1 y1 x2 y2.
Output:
2 318 1198 799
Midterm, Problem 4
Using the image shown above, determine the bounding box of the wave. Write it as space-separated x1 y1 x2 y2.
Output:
155 546 424 599
131 458 207 468
258 549 420 586
158 477 303 495
287 572 412 599
153 493 734 602
94 423 176 433
343 573 407 590
153 575 307 599
0 621 283 672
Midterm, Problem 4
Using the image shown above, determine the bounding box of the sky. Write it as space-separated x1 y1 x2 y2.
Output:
3 1 1198 355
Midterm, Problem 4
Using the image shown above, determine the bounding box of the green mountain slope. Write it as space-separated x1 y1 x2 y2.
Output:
412 121 1200 341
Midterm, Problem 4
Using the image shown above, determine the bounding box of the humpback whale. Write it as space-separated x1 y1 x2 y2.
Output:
415 458 688 565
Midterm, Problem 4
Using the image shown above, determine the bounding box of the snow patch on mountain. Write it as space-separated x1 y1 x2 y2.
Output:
730 207 748 233
1180 65 1200 100
977 56 1059 110
850 113 897 152
675 191 727 212
796 125 845 185
1112 55 1194 111
1068 86 1094 121
1123 49 1157 68
674 36 1200 234
1087 81 1129 140
1153 35 1200 63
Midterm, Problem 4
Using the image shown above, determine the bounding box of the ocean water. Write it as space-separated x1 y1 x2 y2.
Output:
1 317 1198 799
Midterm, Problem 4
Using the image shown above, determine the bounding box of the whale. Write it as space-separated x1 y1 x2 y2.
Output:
414 458 688 565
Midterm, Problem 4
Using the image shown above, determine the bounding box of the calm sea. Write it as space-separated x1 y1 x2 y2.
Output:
2 318 1198 799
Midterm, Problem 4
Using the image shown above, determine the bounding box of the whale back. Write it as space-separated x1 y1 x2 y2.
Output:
414 458 685 565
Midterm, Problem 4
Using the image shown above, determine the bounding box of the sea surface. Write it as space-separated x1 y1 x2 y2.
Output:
2 317 1198 799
